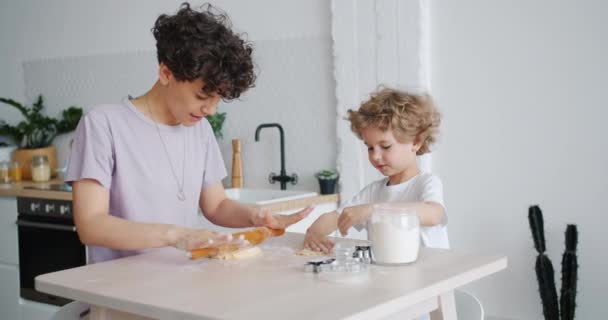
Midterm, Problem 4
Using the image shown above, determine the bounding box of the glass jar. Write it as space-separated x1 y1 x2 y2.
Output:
0 161 11 184
368 205 420 265
31 155 51 182
9 161 22 182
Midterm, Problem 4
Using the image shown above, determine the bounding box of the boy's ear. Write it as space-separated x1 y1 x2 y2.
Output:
412 133 423 152
158 63 173 85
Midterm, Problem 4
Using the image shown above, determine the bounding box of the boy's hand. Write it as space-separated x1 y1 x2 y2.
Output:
252 206 314 230
337 204 373 236
303 229 335 254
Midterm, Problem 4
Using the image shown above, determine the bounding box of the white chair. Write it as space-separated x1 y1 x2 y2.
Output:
455 290 484 320
50 301 90 320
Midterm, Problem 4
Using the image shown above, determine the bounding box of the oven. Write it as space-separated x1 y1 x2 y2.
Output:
16 195 86 306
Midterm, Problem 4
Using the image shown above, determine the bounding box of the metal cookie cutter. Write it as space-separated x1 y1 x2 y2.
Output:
304 258 336 274
304 243 372 275
353 245 372 264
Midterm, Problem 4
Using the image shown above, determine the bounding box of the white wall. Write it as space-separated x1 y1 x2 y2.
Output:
333 0 431 205
0 0 335 192
431 1 608 319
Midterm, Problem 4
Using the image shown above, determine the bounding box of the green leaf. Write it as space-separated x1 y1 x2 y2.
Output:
316 169 338 179
207 110 226 138
0 95 83 149
0 97 29 118
56 107 83 134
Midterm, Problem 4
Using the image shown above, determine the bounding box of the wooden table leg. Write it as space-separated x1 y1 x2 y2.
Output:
430 290 457 320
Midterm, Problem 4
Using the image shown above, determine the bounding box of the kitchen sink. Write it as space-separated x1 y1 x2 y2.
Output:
224 188 317 205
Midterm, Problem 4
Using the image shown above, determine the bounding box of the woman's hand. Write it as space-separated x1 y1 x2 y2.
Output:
303 228 334 253
168 227 242 251
337 204 373 236
252 206 314 230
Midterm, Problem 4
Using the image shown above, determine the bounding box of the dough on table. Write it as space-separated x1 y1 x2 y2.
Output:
211 246 262 260
296 248 328 256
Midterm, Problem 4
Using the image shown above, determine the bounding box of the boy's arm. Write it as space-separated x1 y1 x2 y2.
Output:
414 174 446 226
307 211 339 235
396 201 445 226
304 211 339 253
337 201 444 236
360 201 444 226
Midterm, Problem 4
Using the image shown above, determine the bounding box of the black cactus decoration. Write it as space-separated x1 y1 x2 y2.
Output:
528 205 579 320
528 205 560 320
560 225 578 320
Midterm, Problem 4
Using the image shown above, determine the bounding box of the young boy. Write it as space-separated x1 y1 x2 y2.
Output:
304 87 448 253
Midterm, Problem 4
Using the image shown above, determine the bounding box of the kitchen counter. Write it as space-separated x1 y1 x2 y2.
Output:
36 233 507 320
254 193 338 211
0 180 72 200
0 180 338 211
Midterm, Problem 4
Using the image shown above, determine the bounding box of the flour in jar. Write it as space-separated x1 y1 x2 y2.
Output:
369 209 420 264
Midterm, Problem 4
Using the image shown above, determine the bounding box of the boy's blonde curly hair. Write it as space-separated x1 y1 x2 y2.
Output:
347 87 441 155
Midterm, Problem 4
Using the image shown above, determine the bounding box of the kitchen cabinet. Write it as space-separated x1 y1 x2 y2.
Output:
0 264 20 320
0 197 20 320
0 184 73 320
1 196 61 320
19 298 59 320
0 197 19 265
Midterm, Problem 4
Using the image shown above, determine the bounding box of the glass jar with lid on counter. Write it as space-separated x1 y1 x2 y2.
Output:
0 161 12 184
9 161 22 182
31 155 51 182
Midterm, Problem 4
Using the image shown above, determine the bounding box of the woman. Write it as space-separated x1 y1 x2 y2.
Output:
66 3 311 263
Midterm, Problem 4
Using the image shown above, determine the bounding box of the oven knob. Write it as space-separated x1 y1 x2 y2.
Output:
45 204 56 213
30 202 41 212
60 205 71 215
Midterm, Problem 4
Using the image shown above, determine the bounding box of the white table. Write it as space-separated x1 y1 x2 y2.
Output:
36 233 506 320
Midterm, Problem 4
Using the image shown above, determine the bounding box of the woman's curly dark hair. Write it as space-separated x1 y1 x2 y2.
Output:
152 2 256 100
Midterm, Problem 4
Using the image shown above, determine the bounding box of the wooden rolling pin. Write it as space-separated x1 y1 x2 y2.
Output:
231 139 243 188
189 227 285 260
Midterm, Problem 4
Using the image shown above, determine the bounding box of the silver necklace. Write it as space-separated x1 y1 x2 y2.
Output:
144 96 187 201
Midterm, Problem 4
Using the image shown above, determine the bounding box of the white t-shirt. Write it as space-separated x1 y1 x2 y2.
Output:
338 172 449 249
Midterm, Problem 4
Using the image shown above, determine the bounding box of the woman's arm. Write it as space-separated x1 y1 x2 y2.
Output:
198 182 257 228
72 179 188 250
200 182 313 229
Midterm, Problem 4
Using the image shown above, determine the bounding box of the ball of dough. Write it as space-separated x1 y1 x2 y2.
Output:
211 246 263 260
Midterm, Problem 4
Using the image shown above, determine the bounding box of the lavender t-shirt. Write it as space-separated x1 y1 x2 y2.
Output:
66 97 227 263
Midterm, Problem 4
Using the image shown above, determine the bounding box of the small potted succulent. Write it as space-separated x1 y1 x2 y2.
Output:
0 95 82 180
315 169 339 195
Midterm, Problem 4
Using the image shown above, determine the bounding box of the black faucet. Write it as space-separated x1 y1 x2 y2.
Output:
254 123 297 190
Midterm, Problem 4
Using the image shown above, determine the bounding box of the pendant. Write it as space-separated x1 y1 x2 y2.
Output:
177 190 186 201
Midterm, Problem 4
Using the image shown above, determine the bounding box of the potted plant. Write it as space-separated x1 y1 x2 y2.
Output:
206 107 226 138
315 169 339 195
0 95 82 180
